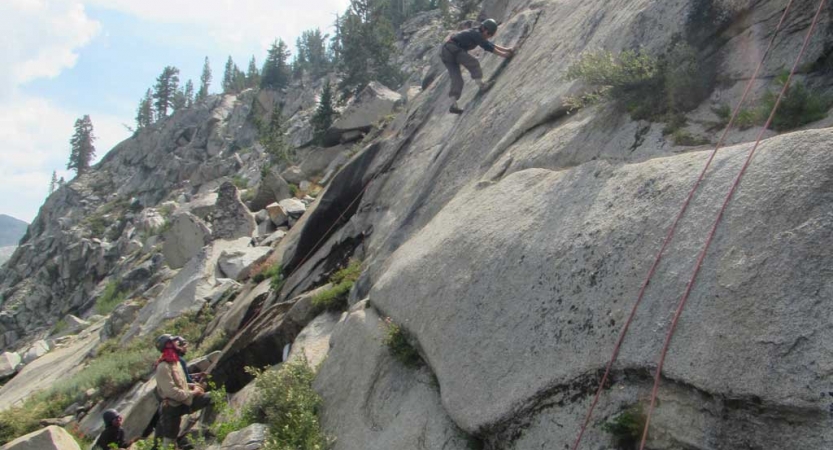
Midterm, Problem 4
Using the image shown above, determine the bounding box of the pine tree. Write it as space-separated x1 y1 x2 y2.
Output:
301 28 330 78
261 40 291 89
311 81 337 144
293 37 308 79
184 80 194 107
260 106 292 163
223 56 235 93
136 88 154 129
338 0 401 97
153 66 180 118
246 56 260 88
197 57 211 102
329 13 343 68
67 115 96 176
173 87 187 111
49 171 58 194
233 65 247 92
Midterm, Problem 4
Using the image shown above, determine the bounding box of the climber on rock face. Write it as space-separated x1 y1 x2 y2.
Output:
439 18 514 114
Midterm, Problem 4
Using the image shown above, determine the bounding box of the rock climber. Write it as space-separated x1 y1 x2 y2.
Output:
153 334 212 449
439 18 514 114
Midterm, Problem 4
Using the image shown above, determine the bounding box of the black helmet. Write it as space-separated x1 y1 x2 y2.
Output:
155 334 173 352
481 18 498 35
102 409 120 426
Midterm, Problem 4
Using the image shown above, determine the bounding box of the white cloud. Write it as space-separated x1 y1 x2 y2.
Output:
0 0 101 99
85 0 350 53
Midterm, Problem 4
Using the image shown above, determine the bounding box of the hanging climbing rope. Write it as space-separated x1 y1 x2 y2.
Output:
571 0 806 448
637 1 827 448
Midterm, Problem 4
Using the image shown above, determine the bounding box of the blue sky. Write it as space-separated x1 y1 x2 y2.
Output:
0 0 348 224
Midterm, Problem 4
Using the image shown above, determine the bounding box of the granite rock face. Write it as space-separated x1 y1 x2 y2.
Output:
213 182 257 240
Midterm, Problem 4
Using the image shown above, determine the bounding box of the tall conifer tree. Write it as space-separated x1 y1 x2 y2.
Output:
261 40 291 89
246 56 260 88
136 88 154 129
197 57 212 102
153 66 180 118
311 81 337 144
67 115 96 175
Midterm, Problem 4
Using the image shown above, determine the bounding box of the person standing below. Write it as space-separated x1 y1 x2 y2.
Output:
439 18 514 114
153 334 211 449
93 409 137 450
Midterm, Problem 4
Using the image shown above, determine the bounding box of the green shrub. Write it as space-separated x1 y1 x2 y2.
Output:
85 215 109 238
231 175 250 190
566 43 712 121
671 129 710 146
288 184 300 197
601 404 646 450
0 392 72 445
52 319 68 335
95 280 126 315
762 74 829 131
734 108 761 130
311 260 362 311
245 359 330 450
209 383 252 442
383 317 422 367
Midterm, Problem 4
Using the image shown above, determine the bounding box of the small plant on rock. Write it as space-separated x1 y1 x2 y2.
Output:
95 280 126 315
762 73 830 131
382 317 422 367
311 259 362 311
601 404 646 450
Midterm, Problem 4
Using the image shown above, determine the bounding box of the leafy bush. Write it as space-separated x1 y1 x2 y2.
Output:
253 262 286 292
209 383 252 442
311 260 362 311
734 108 759 130
382 317 422 367
231 175 250 190
289 184 300 197
601 404 646 450
95 280 126 315
671 129 710 146
245 359 330 450
566 43 712 121
0 392 72 445
762 74 829 131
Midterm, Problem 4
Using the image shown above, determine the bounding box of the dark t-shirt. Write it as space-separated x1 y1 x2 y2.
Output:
450 28 495 53
94 426 128 449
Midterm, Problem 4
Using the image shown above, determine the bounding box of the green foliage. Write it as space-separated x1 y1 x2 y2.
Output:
231 175 249 190
0 392 72 445
311 81 337 144
85 214 109 238
95 280 126 315
209 383 252 442
197 56 212 102
136 88 155 129
260 108 294 164
245 359 330 450
734 108 759 130
383 317 422 367
311 260 362 311
262 40 292 90
67 114 96 176
671 129 710 146
52 318 68 335
289 183 300 197
566 43 712 121
762 74 829 131
153 66 180 119
337 0 402 98
601 404 646 450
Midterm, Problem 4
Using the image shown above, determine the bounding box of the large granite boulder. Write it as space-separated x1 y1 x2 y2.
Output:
20 340 49 364
249 169 292 212
315 303 470 450
0 425 80 450
163 213 211 269
217 247 272 281
0 352 21 379
323 82 401 146
218 423 269 450
213 182 256 240
79 378 158 442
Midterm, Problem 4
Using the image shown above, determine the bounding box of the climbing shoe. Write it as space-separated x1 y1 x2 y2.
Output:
478 80 495 93
449 105 464 114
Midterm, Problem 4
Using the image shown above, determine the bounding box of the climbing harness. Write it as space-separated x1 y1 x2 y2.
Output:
570 0 828 447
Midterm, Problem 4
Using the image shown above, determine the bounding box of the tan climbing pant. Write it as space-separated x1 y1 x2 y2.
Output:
440 42 483 100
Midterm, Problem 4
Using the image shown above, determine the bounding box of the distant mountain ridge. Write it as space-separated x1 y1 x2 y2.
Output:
0 214 28 247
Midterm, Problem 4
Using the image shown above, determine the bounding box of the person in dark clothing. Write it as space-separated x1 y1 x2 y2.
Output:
439 18 514 114
93 409 137 450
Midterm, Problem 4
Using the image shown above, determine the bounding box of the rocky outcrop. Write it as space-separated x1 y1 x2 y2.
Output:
315 303 470 450
249 169 292 212
0 425 80 450
217 247 272 281
217 423 268 450
323 82 402 146
213 182 256 240
0 352 21 379
163 213 211 269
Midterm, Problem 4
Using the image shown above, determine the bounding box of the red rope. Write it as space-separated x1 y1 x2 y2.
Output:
639 1 827 448
571 1 797 447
